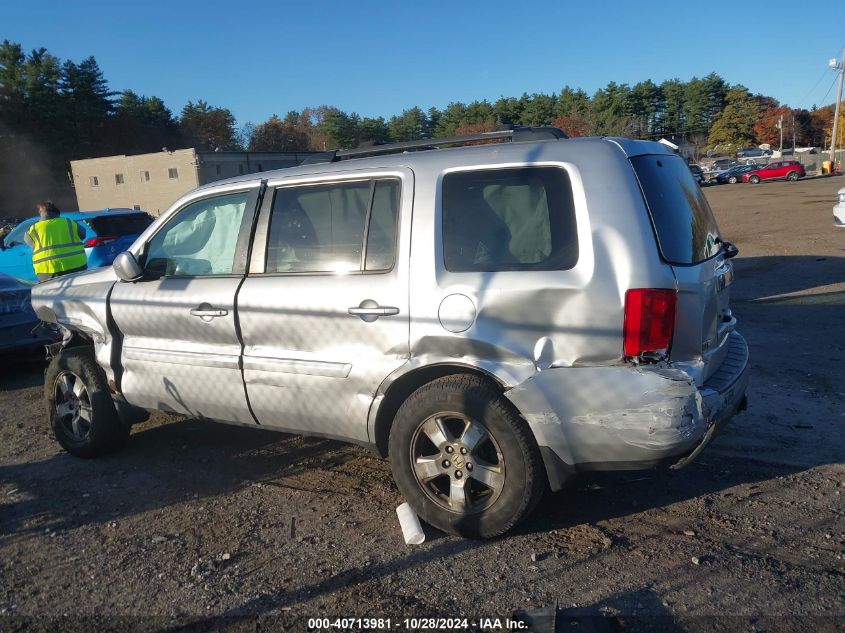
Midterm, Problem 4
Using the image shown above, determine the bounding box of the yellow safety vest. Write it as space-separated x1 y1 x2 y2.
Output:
28 218 88 275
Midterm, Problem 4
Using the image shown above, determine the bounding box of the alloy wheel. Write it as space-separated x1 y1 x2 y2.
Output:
410 413 505 514
54 371 93 441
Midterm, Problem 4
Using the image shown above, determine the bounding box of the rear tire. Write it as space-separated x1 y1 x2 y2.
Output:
786 171 799 181
749 175 761 184
388 375 545 539
45 348 129 458
728 175 738 184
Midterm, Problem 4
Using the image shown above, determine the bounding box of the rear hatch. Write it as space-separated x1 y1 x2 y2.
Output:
631 154 735 385
83 213 154 255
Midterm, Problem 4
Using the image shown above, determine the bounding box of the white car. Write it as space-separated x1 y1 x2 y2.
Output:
835 186 845 227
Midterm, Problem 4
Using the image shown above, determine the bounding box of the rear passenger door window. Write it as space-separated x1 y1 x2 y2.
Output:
266 178 400 274
441 167 578 272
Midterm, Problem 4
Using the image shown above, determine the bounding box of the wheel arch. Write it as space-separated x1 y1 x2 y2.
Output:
370 362 507 458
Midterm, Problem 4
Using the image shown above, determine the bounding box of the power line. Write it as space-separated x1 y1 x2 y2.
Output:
797 67 833 108
817 73 840 108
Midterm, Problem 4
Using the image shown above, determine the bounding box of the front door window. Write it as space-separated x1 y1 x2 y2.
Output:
145 192 249 277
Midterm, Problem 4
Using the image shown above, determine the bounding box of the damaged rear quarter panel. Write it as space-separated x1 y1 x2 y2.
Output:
505 364 707 466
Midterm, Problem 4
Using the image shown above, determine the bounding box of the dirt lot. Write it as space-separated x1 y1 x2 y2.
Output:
1 176 843 632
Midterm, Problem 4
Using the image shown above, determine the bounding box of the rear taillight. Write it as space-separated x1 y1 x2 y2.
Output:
623 288 677 358
84 235 118 247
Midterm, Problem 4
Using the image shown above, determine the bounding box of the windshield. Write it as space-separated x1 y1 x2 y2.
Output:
4 218 36 245
631 154 722 265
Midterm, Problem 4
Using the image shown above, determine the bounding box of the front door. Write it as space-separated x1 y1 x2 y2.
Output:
237 171 412 442
110 186 261 423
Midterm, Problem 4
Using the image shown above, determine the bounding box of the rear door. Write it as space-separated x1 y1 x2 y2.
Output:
110 185 261 422
631 154 734 385
236 169 411 443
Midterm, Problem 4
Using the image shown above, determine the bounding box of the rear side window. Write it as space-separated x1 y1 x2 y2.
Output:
442 167 578 272
631 154 721 265
86 214 153 236
266 178 400 274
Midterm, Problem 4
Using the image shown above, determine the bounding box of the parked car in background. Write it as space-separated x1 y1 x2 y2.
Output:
31 128 749 539
688 163 705 185
737 148 772 159
707 158 736 173
742 161 805 184
834 186 845 227
0 209 154 282
713 164 760 184
0 273 56 353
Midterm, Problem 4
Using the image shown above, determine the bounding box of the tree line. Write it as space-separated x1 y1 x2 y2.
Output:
0 39 841 212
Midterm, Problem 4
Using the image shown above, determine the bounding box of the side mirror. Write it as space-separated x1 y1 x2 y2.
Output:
721 240 739 260
113 251 144 281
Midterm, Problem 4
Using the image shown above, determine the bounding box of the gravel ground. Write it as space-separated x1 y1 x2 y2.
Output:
1 176 843 633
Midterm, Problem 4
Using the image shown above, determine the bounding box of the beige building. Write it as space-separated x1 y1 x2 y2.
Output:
71 149 318 215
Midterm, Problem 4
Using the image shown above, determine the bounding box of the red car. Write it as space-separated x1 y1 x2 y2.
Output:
742 160 805 183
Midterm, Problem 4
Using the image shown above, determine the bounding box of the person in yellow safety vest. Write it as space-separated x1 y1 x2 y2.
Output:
23 201 88 282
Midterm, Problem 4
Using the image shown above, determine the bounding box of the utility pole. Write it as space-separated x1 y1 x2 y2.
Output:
829 49 845 172
778 114 784 156
792 113 796 154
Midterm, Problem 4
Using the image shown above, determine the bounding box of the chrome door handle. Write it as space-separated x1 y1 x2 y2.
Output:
190 305 228 318
348 306 400 316
348 300 400 322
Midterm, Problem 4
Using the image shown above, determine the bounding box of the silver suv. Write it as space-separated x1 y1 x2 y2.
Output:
32 128 749 538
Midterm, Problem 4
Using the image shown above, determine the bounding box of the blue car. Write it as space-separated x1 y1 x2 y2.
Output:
0 273 56 353
0 209 154 282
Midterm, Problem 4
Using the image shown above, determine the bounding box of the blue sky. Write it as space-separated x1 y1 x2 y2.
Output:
3 0 845 127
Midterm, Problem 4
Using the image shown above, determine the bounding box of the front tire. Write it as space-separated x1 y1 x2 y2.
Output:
388 375 545 538
786 171 799 181
728 175 738 184
749 175 761 184
45 348 129 458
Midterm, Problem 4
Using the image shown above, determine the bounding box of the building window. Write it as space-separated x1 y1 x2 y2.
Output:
115 173 125 185
168 168 179 179
215 165 221 176
89 176 99 187
133 204 141 210
141 170 150 182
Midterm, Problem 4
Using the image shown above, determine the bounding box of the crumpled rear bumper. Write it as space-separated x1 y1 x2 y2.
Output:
505 332 750 490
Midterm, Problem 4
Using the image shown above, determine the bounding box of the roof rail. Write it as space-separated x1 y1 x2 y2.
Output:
300 126 568 165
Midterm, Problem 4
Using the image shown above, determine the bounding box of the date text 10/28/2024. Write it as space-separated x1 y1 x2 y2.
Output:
307 617 528 630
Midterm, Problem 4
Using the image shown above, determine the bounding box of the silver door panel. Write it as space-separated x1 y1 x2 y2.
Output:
114 277 251 422
238 168 413 441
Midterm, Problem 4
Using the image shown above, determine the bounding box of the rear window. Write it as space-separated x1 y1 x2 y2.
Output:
631 154 721 265
442 167 578 272
86 213 153 236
